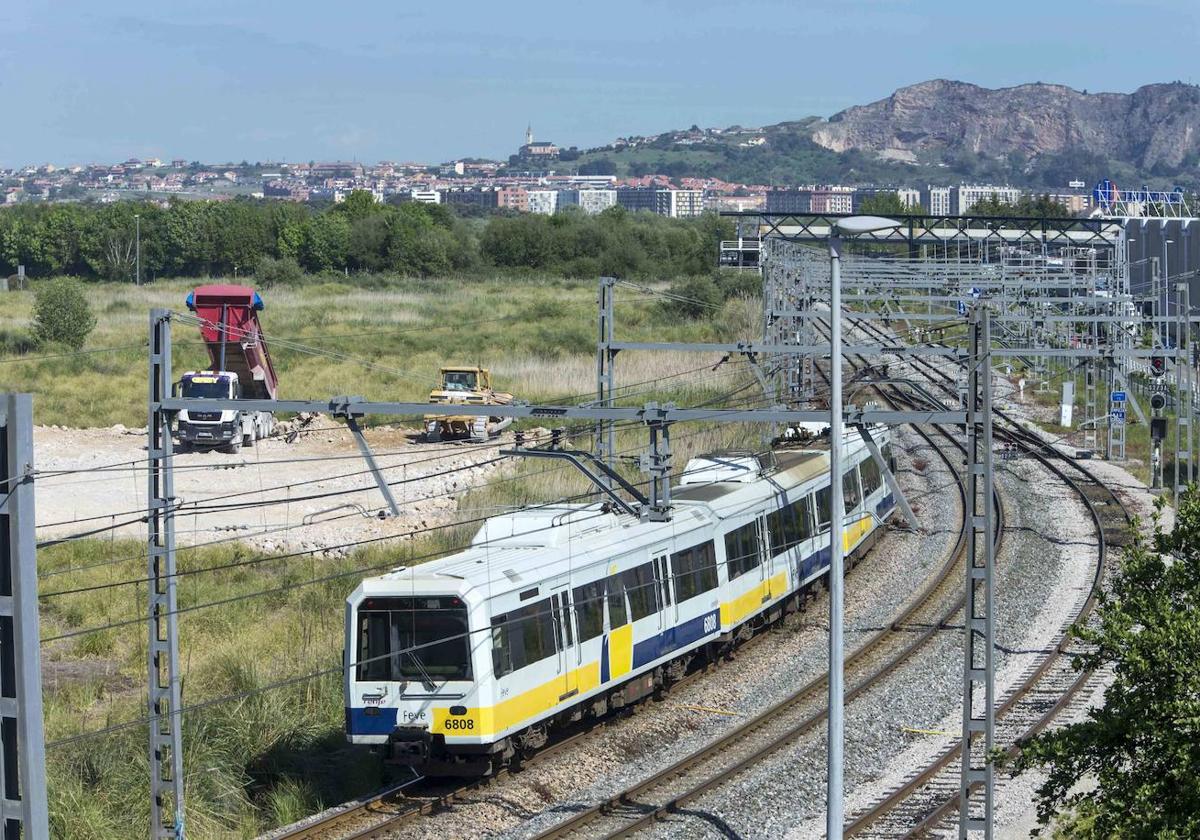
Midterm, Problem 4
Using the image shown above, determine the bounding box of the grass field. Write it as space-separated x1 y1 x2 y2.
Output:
0 274 760 429
28 273 768 838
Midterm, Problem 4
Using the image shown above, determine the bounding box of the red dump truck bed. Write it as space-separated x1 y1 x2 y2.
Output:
185 285 278 400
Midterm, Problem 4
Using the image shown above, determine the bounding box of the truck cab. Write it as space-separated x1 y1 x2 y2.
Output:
175 371 271 452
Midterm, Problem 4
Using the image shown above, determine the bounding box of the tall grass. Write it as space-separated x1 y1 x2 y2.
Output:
1 276 760 428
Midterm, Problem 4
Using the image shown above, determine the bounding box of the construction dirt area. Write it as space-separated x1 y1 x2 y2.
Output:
34 418 519 553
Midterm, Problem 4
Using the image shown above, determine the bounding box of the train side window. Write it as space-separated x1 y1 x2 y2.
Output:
573 580 605 641
724 521 761 580
491 615 513 677
843 467 862 513
491 599 556 676
672 541 717 600
767 507 786 555
860 456 883 496
695 541 717 592
621 563 658 621
815 488 832 532
793 496 814 542
606 575 629 629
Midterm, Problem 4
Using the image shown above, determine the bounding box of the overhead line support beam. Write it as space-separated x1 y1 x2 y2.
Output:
0 394 50 840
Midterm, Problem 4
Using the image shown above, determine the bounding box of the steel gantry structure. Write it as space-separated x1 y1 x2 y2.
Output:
742 209 1200 838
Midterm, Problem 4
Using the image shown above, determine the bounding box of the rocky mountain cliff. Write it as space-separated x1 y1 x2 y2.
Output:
809 80 1200 172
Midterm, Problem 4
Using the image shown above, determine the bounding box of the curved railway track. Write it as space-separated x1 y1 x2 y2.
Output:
839 313 1130 836
524 370 995 838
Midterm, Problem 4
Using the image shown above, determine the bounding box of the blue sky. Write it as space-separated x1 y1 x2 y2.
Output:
1 0 1196 167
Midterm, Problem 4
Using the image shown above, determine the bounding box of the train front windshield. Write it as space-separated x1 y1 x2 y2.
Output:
357 596 472 682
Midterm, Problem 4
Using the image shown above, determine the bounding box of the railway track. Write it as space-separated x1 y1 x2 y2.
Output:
525 382 993 838
838 313 1130 836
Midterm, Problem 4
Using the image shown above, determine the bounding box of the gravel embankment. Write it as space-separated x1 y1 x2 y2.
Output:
374 427 961 840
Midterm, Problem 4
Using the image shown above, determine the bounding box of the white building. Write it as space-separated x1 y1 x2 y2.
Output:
954 184 1022 214
896 188 922 209
656 189 705 218
527 190 558 215
922 186 953 216
561 189 617 214
410 188 441 204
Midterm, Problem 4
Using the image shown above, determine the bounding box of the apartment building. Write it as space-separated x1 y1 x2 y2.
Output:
565 189 617 214
527 190 558 215
922 186 953 216
657 189 704 218
953 184 1022 214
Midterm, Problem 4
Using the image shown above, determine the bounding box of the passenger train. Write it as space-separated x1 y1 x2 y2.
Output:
344 425 897 775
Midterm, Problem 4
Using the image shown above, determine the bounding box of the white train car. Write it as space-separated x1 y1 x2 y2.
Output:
344 426 897 774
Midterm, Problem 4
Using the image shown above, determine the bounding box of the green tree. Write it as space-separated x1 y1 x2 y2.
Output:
31 278 97 349
298 213 350 272
254 255 304 289
1013 489 1200 837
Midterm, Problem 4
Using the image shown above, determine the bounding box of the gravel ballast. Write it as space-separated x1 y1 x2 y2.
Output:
373 427 961 840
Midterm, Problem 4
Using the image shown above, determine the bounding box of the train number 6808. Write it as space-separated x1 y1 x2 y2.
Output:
702 614 718 634
444 718 475 730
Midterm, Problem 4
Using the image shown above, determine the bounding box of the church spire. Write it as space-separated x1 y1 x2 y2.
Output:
525 123 533 146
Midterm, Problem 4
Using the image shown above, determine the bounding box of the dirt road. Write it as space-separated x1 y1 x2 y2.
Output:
34 420 517 553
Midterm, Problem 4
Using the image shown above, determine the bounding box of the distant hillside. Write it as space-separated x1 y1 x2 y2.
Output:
560 80 1200 190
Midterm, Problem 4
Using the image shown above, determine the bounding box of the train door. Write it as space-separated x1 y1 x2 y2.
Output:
550 588 579 702
651 547 673 629
755 514 774 601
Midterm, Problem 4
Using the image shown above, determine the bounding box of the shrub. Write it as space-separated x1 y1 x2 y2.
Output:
32 278 96 349
254 255 304 289
656 275 723 321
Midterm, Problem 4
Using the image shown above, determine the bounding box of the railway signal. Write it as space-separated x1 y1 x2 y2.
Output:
1150 353 1167 377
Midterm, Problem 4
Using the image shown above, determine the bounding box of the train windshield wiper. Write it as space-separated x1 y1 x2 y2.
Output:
406 650 438 692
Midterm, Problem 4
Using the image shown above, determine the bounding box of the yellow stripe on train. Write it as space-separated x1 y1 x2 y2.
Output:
435 517 878 740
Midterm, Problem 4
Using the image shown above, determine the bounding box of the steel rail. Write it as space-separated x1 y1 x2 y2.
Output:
527 356 990 839
840 314 1129 836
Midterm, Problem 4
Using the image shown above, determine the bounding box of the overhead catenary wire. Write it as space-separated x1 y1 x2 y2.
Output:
34 359 762 539
42 435 785 749
37 396 769 599
35 375 764 576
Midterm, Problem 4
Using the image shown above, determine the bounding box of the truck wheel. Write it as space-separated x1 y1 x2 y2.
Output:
242 432 252 448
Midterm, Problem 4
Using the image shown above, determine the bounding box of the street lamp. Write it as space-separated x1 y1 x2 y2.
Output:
827 214 901 839
134 213 141 286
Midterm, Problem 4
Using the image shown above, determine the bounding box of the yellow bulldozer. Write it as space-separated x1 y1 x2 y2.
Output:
423 366 514 442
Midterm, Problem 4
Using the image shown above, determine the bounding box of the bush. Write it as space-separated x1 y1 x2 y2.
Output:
32 278 96 349
254 255 304 289
657 275 723 321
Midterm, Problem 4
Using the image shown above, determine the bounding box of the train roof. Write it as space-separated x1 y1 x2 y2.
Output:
363 428 881 599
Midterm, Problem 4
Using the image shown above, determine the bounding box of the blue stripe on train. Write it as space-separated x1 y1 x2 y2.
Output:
346 706 398 735
631 608 719 669
876 493 895 519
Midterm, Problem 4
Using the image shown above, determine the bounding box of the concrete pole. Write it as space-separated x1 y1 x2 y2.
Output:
827 233 846 840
